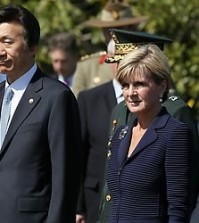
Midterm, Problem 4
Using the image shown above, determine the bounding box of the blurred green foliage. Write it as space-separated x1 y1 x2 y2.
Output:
0 0 199 117
134 0 199 117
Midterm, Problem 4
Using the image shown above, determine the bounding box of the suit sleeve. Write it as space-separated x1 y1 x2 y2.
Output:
165 122 191 223
47 89 82 223
173 105 199 211
75 92 90 214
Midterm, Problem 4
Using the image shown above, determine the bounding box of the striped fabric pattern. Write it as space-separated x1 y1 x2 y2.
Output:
107 108 191 223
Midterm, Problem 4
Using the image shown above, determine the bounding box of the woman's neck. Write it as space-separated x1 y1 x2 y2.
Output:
136 105 162 129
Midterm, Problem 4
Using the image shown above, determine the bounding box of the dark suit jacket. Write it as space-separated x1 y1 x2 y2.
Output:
107 108 191 223
77 81 117 223
0 68 81 223
99 96 199 223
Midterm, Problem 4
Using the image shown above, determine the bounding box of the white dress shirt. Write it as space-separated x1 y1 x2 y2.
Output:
4 63 37 127
58 74 73 88
112 78 124 104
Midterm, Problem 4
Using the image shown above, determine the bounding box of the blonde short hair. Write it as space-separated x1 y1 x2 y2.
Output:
116 44 171 102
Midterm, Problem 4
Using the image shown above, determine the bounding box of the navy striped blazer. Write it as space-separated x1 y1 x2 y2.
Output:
107 107 191 223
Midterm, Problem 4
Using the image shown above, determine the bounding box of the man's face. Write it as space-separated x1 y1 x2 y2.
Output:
49 49 77 77
0 22 36 83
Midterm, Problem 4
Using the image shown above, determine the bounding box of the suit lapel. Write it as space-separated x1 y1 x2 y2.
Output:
0 82 5 111
117 108 170 164
129 108 170 159
130 127 157 158
117 124 132 165
117 115 137 165
0 69 43 154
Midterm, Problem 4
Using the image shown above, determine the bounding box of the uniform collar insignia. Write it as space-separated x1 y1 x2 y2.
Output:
169 95 179 101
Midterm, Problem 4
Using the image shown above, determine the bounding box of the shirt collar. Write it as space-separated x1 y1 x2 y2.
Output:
5 63 37 91
58 74 73 87
112 78 123 98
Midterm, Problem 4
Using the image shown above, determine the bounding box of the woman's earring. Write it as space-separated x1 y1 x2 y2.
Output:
159 97 163 103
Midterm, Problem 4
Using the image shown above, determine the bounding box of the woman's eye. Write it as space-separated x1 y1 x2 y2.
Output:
134 81 147 88
121 83 129 90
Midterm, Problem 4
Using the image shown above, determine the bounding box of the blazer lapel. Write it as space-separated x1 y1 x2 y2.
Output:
117 108 170 163
130 127 158 158
0 69 43 154
117 116 136 165
129 108 170 159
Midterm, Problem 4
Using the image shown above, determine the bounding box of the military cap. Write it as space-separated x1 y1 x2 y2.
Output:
106 28 173 63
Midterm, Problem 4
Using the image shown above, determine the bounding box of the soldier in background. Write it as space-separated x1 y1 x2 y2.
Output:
76 39 121 223
72 0 147 97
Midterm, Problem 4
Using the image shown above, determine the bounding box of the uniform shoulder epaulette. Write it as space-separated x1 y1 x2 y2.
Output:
168 95 179 101
80 51 107 61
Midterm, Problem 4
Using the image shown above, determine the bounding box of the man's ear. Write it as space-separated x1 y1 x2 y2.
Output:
29 46 37 57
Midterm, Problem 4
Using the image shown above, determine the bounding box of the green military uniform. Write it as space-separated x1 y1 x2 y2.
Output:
98 95 199 223
71 52 113 97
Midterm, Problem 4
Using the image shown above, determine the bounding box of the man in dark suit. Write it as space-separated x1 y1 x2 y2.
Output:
0 4 81 223
98 29 199 223
76 56 123 222
48 32 79 88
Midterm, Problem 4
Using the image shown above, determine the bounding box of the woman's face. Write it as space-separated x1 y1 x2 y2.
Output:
122 71 165 115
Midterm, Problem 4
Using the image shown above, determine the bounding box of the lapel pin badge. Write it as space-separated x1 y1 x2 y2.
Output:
119 126 129 140
29 98 34 104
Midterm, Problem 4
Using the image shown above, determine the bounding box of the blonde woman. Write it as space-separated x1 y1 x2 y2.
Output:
107 44 191 223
